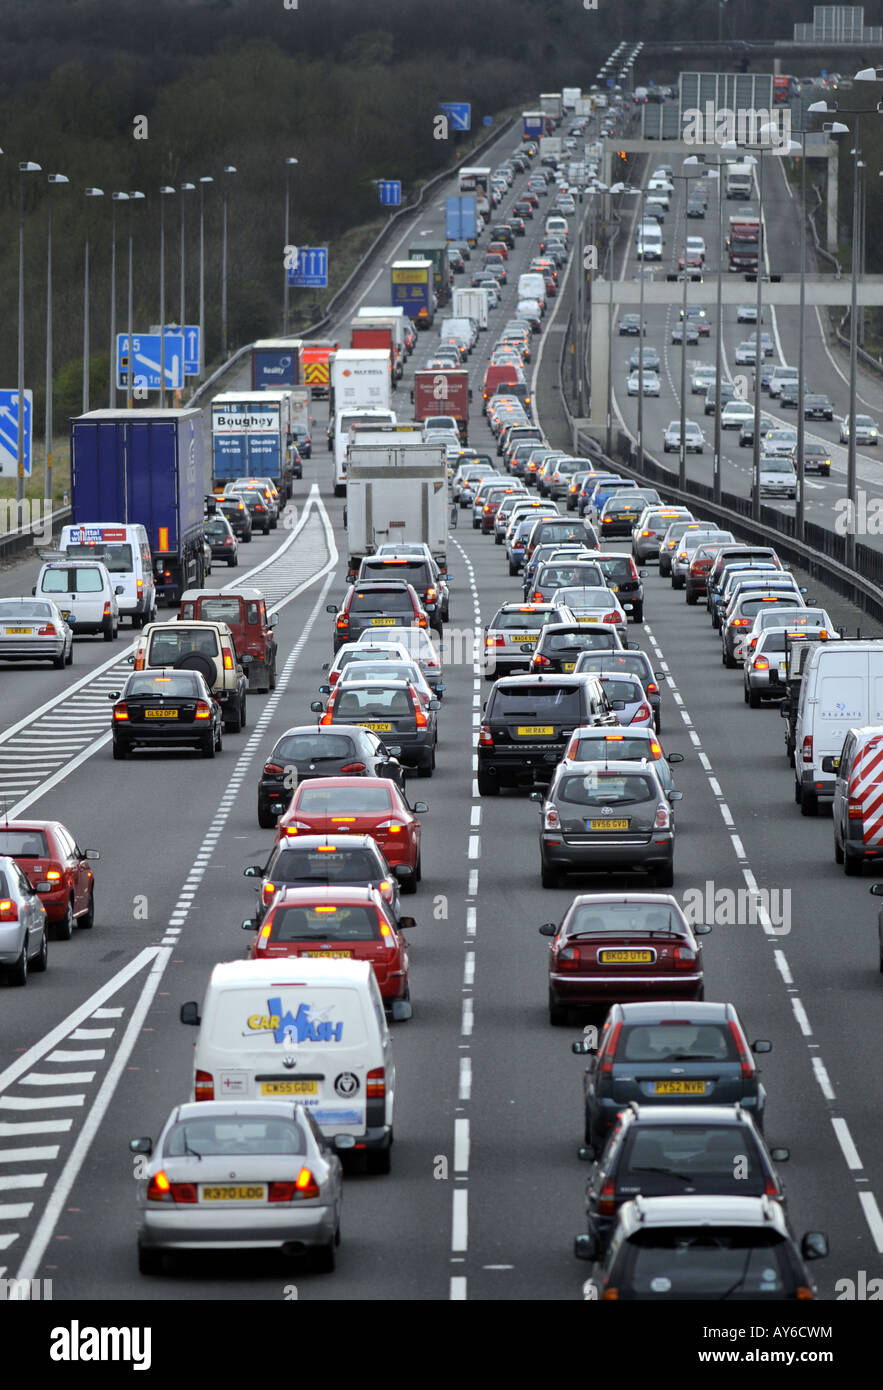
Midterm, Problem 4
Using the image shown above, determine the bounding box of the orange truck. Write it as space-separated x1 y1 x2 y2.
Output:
300 340 339 399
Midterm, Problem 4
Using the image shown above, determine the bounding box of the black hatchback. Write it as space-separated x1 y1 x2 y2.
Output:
109 669 223 760
257 724 405 827
218 496 253 541
530 623 625 674
477 674 616 794
244 834 404 925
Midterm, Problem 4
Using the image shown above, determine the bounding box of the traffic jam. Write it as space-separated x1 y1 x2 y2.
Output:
0 72 877 1321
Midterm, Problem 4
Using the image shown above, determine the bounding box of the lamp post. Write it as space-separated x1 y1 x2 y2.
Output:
671 165 705 490
17 161 40 522
82 188 104 415
179 182 195 335
612 183 647 466
221 165 237 360
126 191 145 410
198 177 213 377
109 192 128 408
158 186 175 407
790 123 815 544
283 157 298 335
44 173 69 507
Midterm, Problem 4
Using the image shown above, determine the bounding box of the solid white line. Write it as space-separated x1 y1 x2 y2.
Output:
451 1189 468 1252
812 1057 835 1102
0 1096 85 1111
454 1117 470 1173
773 950 793 986
449 1276 467 1300
858 1192 883 1253
790 998 812 1037
831 1117 863 1171
0 1173 46 1191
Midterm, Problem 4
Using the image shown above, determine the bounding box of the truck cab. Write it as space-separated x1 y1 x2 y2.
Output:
178 588 278 693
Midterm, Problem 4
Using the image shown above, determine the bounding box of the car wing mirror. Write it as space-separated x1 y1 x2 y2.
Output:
180 1001 200 1026
752 1039 773 1054
412 801 429 814
107 691 120 701
801 1231 829 1262
693 922 712 935
243 866 262 878
571 1039 595 1055
667 752 684 764
538 922 557 937
310 701 324 713
241 918 257 931
129 1137 153 1157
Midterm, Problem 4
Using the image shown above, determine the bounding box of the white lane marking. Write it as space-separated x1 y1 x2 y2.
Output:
0 1174 46 1192
858 1192 883 1253
470 805 481 826
0 1096 85 1111
0 1147 58 1164
461 998 474 1038
459 1055 472 1099
451 1189 468 1252
468 835 481 858
730 835 746 859
466 907 476 937
719 804 734 826
813 1058 835 1102
790 997 813 1037
831 1118 863 1171
708 777 722 797
698 752 712 772
464 953 475 987
67 1029 114 1041
773 950 793 986
454 1118 470 1173
0 1121 71 1137
18 1073 95 1087
0 1205 33 1221
467 869 478 896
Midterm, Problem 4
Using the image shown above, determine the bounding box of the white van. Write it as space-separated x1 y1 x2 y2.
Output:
181 958 396 1172
518 272 547 304
793 641 883 815
60 523 156 628
33 558 122 640
544 215 569 240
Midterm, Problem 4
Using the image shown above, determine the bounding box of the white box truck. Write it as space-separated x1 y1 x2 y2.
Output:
345 429 448 575
725 162 755 199
451 286 489 331
328 349 394 493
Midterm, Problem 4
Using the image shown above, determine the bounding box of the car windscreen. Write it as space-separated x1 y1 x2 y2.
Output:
0 830 50 857
761 459 794 473
296 785 393 814
127 674 201 699
165 1117 305 1157
271 848 382 883
274 733 355 763
556 772 655 806
340 664 421 689
268 904 383 942
41 567 104 593
65 543 133 572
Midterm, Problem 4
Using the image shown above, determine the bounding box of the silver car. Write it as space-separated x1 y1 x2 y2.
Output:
631 508 693 564
671 530 733 589
484 601 574 679
355 625 444 692
130 1101 347 1274
0 854 48 985
559 723 683 796
0 597 73 668
663 419 705 454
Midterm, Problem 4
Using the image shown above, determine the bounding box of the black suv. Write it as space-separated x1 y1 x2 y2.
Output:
490 223 516 250
477 674 616 795
355 556 445 634
218 496 253 541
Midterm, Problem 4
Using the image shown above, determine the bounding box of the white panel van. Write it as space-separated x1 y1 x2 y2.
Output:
59 523 155 627
793 641 883 815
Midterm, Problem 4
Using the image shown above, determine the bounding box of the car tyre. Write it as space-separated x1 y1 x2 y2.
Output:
366 1146 391 1175
7 940 28 986
56 898 75 942
258 801 278 830
112 740 127 761
655 864 674 888
834 835 844 864
103 615 115 641
227 556 236 568
477 768 499 796
671 576 684 590
33 927 49 973
748 689 761 709
844 852 861 877
631 602 643 623
800 786 818 817
201 732 216 759
312 1241 336 1273
548 991 567 1026
137 1246 163 1276
541 858 560 889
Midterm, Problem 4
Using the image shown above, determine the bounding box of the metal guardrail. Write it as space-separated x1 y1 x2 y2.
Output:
187 112 519 409
0 504 72 562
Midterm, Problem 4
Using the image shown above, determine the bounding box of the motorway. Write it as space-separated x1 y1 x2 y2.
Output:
1 107 882 1305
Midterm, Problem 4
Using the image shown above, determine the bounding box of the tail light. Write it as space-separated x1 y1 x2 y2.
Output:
732 617 751 628
483 504 492 514
478 724 494 748
147 1171 197 1203
133 651 145 670
271 1168 320 1202
194 700 212 720
224 537 233 546
320 711 333 726
533 590 544 601
0 900 19 921
261 882 277 905
848 801 864 820
113 702 129 721
532 653 551 668
646 682 659 695
414 702 428 729
753 657 770 671
555 943 580 970
418 615 427 628
329 672 340 686
194 1070 214 1101
254 920 273 952
600 1020 623 1075
37 624 57 637
602 1287 620 1300
223 651 234 670
336 616 349 631
654 803 671 829
764 1177 780 1198
264 761 284 775
544 804 560 830
672 943 697 968
727 1019 755 1080
45 868 62 882
598 1180 617 1215
340 761 367 774
633 702 652 723
486 635 505 648
426 587 437 603
602 613 620 624
801 735 813 764
367 1067 385 1099
628 558 639 579
376 820 404 834
284 821 312 835
103 602 111 617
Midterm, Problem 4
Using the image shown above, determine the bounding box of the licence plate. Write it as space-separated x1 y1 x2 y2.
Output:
60 611 71 620
653 1080 707 1095
517 725 554 735
303 950 352 959
510 634 536 645
370 618 396 626
562 662 575 672
201 1185 266 1202
589 818 629 830
144 709 179 719
599 949 654 963
5 627 32 635
359 721 392 732
577 616 599 623
261 1080 318 1096
608 584 619 593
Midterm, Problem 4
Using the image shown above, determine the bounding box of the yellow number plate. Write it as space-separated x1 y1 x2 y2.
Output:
608 584 619 592
653 1080 707 1095
5 627 32 634
261 1080 318 1096
589 819 629 830
510 634 536 644
201 1185 266 1201
303 950 352 959
144 709 179 719
562 662 576 672
359 721 392 731
517 725 554 735
599 949 654 963
577 616 599 623
370 618 396 625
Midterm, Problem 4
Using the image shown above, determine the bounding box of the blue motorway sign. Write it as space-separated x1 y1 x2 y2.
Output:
483 115 492 126
0 390 32 478
378 180 402 206
440 102 471 132
287 247 328 288
164 325 201 377
117 334 184 391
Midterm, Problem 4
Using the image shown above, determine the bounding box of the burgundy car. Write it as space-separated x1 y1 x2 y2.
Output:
0 820 98 939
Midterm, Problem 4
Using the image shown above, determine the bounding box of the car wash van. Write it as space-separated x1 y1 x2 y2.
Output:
793 641 883 815
180 958 396 1171
59 523 155 628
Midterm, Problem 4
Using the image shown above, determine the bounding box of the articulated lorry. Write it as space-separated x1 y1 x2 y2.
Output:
251 339 302 390
727 215 760 273
211 392 294 499
328 348 395 495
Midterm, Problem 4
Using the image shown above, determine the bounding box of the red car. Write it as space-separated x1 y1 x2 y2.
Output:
275 777 426 891
247 884 414 1005
487 240 509 261
539 892 711 1023
0 820 98 939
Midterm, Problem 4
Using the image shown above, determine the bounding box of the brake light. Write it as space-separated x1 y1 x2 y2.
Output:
732 618 751 628
544 804 560 830
848 801 864 820
598 1180 617 1216
376 820 404 834
45 869 62 881
367 1067 385 1098
284 821 312 835
478 724 494 748
600 1020 622 1075
113 703 129 721
255 920 273 952
414 702 428 729
194 700 212 720
340 762 367 774
727 1019 755 1079
533 590 544 602
654 803 671 829
646 682 659 695
418 615 427 628
223 651 234 670
753 657 770 671
264 761 284 775
602 613 620 624
532 653 551 668
37 624 57 637
194 1070 214 1102
0 900 18 922
802 735 813 764
426 587 437 603
262 882 277 905
103 602 111 617
633 702 652 723
320 711 333 726
336 616 349 631
672 943 697 968
555 943 580 970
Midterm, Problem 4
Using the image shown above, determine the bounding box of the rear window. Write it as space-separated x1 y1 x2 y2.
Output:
0 830 50 857
620 1024 736 1063
557 772 656 805
274 733 355 763
546 630 617 652
534 523 587 545
268 904 383 942
569 901 680 934
491 684 586 720
493 609 557 631
195 598 244 625
572 735 656 761
335 688 414 718
361 561 430 586
536 564 604 589
598 676 643 702
578 653 650 680
271 848 381 883
349 588 414 613
41 567 104 594
296 785 393 814
620 1126 760 1183
147 629 219 663
738 596 800 618
0 601 54 619
127 674 200 698
165 1117 306 1157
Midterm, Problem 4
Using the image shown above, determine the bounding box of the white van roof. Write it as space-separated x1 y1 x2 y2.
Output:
207 958 372 989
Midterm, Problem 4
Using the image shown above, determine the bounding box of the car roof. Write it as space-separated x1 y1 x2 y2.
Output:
270 884 383 905
626 1103 754 1127
180 588 265 602
270 833 379 852
618 1000 730 1021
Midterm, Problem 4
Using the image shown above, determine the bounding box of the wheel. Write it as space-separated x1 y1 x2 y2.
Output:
477 768 499 796
401 866 418 896
216 725 223 753
103 616 115 641
112 739 127 760
225 702 242 734
472 518 480 530
258 802 277 830
748 690 761 709
800 786 818 817
312 1241 336 1273
417 752 434 778
685 591 698 605
137 1246 163 1276
711 612 720 630
269 661 277 691
7 939 28 986
263 523 271 535
366 1146 391 1175
414 851 422 883
53 649 65 669
548 990 567 1026
724 649 737 669
494 534 503 545
240 695 247 729
227 556 236 567
794 778 802 805
834 836 844 864
655 863 674 888
201 732 216 759
844 852 861 877
671 578 684 592
541 859 560 889
55 898 75 942
631 603 643 623
80 889 95 929
32 927 49 973
65 642 73 665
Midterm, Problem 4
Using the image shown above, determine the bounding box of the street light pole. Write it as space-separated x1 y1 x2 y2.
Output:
126 191 145 410
673 166 703 490
109 192 128 408
158 186 175 407
752 151 765 522
17 161 40 524
221 165 237 360
795 131 808 543
713 164 724 506
44 173 69 507
82 188 104 415
283 157 298 335
179 182 195 335
198 177 213 377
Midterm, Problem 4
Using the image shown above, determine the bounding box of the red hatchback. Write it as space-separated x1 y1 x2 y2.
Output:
275 777 426 892
247 884 414 1006
539 892 711 1024
0 820 98 939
